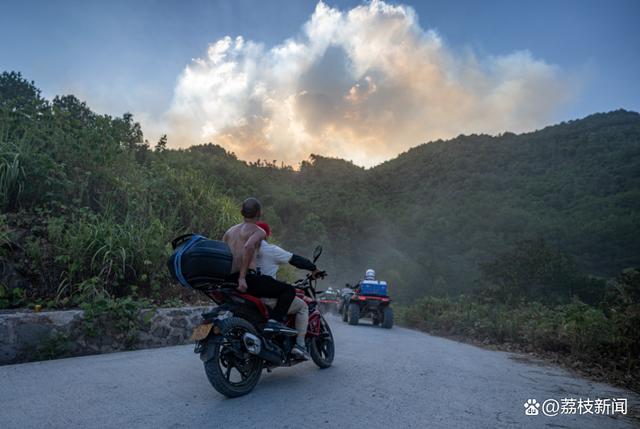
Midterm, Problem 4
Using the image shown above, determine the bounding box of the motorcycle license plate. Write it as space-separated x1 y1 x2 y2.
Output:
191 323 213 341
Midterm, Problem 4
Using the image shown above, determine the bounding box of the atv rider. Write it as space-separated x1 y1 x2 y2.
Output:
364 268 376 281
222 198 296 334
338 283 354 314
255 221 321 360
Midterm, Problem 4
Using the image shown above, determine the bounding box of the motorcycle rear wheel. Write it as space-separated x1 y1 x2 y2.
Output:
203 317 263 398
309 316 334 368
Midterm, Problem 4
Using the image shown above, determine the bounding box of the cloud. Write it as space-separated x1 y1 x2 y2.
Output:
163 0 571 167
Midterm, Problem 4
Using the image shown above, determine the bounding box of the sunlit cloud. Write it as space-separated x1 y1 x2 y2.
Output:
162 0 571 167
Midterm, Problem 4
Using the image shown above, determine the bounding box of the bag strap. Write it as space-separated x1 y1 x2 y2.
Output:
171 233 195 250
173 234 204 288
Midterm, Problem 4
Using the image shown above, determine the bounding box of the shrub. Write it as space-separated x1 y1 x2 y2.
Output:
397 293 637 387
47 210 172 301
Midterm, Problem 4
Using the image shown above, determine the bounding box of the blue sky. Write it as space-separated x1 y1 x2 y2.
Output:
1 0 639 163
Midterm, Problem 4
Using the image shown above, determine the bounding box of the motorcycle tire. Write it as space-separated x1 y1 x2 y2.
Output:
203 317 263 398
309 316 334 368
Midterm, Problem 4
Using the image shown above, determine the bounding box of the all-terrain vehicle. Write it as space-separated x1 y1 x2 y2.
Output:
341 279 393 328
317 287 340 314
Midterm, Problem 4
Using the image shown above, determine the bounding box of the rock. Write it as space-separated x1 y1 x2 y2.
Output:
167 309 189 317
151 326 171 339
168 334 183 346
15 322 51 348
0 322 16 362
169 318 188 329
0 306 213 365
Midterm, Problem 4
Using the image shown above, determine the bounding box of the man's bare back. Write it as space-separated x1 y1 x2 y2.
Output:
220 198 295 327
223 222 265 274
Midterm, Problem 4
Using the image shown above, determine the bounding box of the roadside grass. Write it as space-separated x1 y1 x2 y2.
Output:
397 290 640 393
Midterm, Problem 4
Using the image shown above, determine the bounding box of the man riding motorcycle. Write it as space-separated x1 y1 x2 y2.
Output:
222 197 296 334
255 221 321 360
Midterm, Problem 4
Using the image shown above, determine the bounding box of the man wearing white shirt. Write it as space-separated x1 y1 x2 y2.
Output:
256 221 320 360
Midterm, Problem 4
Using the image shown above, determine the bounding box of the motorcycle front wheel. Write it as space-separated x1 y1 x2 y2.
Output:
203 317 263 398
309 316 334 368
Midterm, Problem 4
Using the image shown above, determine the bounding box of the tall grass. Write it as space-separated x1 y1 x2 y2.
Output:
0 141 25 210
47 211 172 301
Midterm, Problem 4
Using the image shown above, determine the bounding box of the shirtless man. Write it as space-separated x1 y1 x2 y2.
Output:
223 197 296 333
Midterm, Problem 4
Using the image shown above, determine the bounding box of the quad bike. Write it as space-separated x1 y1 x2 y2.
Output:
341 287 393 329
317 288 340 314
185 245 334 398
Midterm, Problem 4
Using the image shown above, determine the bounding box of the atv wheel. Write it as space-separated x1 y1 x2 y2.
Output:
309 316 334 368
348 303 359 325
381 306 394 329
203 317 263 398
341 301 349 322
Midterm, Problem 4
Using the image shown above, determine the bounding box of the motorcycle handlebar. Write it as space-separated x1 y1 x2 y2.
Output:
312 270 327 280
294 270 327 289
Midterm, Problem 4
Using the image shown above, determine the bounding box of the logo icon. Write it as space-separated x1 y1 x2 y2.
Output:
524 399 540 416
542 399 560 416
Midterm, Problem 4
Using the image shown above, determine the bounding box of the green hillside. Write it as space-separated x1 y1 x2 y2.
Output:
367 110 640 299
1 71 639 306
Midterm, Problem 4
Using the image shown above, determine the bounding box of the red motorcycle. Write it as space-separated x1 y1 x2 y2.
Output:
189 245 334 397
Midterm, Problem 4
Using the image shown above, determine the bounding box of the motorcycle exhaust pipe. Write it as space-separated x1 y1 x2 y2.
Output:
242 333 262 355
242 333 283 365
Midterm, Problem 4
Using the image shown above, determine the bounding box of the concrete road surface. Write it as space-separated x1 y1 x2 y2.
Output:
1 315 638 429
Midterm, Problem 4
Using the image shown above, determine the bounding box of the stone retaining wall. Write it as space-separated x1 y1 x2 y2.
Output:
0 306 212 365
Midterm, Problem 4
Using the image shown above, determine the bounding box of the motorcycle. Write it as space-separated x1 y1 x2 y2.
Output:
189 245 334 397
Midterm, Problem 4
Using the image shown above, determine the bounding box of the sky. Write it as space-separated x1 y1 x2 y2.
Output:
1 0 639 166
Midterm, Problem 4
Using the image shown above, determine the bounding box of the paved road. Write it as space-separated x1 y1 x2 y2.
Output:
1 315 638 429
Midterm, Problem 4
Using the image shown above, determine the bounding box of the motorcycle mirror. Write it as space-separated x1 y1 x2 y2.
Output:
313 245 323 263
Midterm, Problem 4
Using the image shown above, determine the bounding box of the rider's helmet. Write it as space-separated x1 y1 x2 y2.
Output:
365 269 375 280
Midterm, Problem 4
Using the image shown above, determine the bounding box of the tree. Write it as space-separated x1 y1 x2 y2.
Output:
154 134 167 152
0 71 47 112
479 239 582 303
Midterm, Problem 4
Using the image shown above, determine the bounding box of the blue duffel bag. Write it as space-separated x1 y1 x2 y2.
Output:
167 234 233 288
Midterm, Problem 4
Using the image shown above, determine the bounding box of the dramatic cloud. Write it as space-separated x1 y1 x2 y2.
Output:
164 0 570 167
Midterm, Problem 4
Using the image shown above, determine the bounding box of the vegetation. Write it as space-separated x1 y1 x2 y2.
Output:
0 71 639 388
399 265 640 390
81 294 153 349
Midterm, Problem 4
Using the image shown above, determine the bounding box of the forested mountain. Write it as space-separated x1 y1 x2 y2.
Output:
249 110 640 302
1 71 639 305
364 110 640 299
